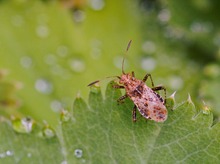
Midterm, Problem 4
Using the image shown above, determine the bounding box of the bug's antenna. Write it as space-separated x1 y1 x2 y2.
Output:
122 40 132 74
87 75 120 87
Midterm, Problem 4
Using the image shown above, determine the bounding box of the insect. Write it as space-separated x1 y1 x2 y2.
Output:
88 40 168 122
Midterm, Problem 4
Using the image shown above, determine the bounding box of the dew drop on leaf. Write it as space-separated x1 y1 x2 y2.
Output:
0 152 6 158
74 149 83 158
11 15 24 27
168 76 184 90
60 110 71 122
50 100 63 113
44 54 57 65
5 150 13 156
73 10 86 23
90 39 102 59
69 59 85 73
57 45 69 57
61 160 67 164
89 0 105 10
12 117 34 133
190 21 213 33
0 150 14 159
27 153 32 158
157 9 171 23
35 78 53 94
36 25 49 38
20 56 33 68
114 56 129 70
142 40 156 54
141 57 156 72
42 126 56 139
90 84 101 94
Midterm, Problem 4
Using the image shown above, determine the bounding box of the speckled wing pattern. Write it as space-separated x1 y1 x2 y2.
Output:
128 83 167 122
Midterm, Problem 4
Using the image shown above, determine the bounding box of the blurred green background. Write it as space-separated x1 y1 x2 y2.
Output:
0 0 220 126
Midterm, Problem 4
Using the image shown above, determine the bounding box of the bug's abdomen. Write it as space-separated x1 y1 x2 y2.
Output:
127 84 167 122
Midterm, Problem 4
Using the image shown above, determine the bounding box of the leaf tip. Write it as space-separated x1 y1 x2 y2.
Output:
76 91 81 99
89 82 101 94
187 93 195 108
201 101 212 115
166 91 176 110
60 109 71 122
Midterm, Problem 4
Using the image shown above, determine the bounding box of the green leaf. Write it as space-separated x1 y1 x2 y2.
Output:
0 82 220 163
0 117 62 163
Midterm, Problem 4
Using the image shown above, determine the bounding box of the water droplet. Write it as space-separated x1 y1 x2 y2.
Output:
44 54 57 65
89 0 105 10
50 100 63 113
90 83 101 94
190 21 213 33
12 117 34 133
73 10 86 22
42 126 56 139
0 153 6 158
141 57 156 72
114 56 129 70
21 117 33 132
61 161 68 164
57 46 69 57
142 41 156 54
158 9 171 23
11 15 24 27
164 26 184 39
50 64 66 76
5 150 13 156
74 149 83 158
90 47 102 59
27 153 32 158
36 25 49 38
168 76 183 90
213 34 220 46
69 59 85 73
37 14 48 24
20 56 33 68
90 39 102 59
35 78 53 94
60 110 71 122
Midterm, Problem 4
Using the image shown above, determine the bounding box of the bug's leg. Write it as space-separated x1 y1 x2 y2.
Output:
132 71 135 77
142 73 155 87
117 94 128 104
152 86 167 104
132 105 137 122
112 84 124 89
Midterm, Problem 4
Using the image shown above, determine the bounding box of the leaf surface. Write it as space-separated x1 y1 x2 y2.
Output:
1 82 219 163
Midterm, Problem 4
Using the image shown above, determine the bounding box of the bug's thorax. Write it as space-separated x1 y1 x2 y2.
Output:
119 73 142 91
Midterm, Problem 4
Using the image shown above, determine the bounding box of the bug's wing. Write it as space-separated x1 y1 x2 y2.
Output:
134 87 168 122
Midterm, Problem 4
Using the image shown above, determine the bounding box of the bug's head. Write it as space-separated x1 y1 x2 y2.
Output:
119 73 133 86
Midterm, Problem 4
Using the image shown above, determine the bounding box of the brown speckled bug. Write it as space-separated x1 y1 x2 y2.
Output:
88 40 168 122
